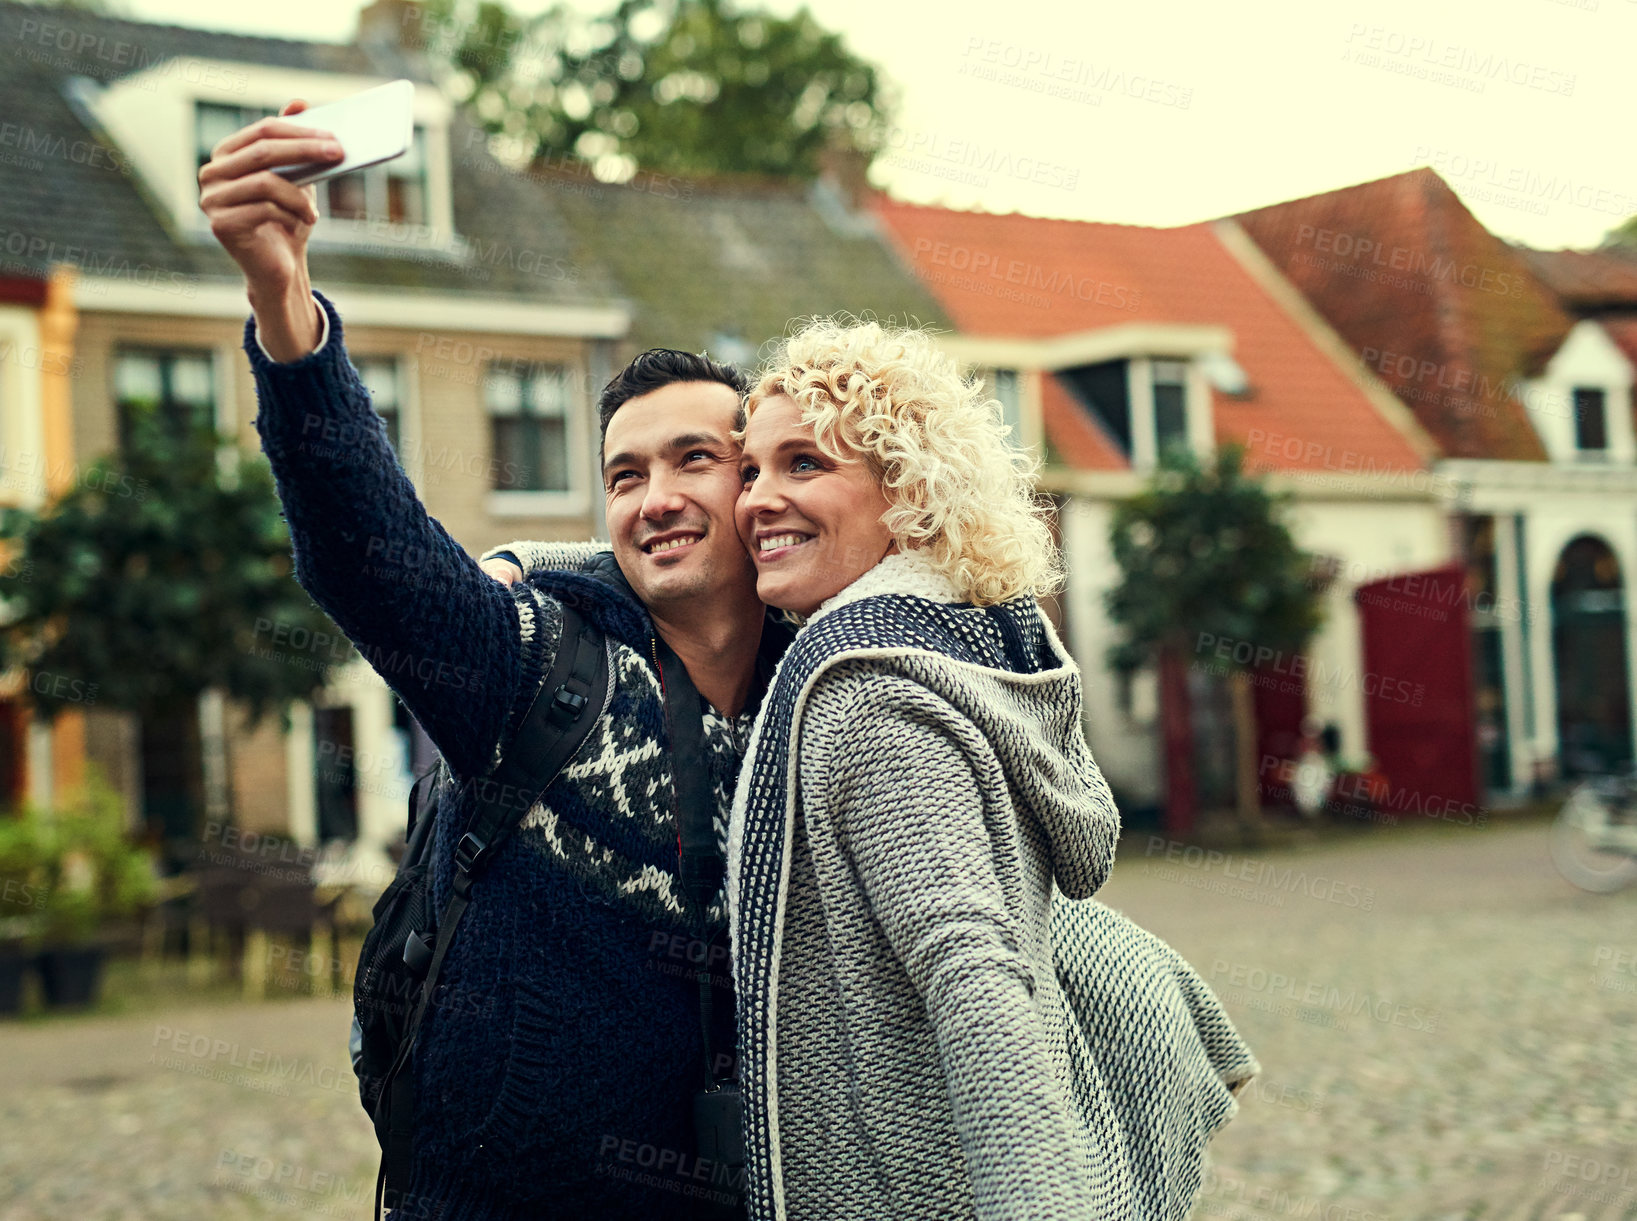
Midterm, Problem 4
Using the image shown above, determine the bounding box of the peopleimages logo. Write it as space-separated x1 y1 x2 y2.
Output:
1340 24 1576 96
1208 960 1441 1033
877 125 1080 191
910 238 1140 309
1294 224 1526 297
1142 836 1378 911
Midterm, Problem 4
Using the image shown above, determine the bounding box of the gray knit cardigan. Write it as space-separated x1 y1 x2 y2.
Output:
726 551 1257 1220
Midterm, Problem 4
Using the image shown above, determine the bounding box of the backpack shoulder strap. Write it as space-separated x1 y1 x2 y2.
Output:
453 602 610 881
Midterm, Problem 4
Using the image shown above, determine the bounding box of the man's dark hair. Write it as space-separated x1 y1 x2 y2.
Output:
597 348 748 449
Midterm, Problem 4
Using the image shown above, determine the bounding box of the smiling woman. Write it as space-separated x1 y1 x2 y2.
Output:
735 318 1062 618
735 394 898 617
722 318 1258 1221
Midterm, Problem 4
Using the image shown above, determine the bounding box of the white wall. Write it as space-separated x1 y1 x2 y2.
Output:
1521 507 1637 782
1060 497 1163 806
1282 498 1452 766
1439 461 1637 790
1057 490 1450 809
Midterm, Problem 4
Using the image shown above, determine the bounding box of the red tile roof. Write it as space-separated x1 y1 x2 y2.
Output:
872 197 1428 476
1519 246 1637 311
1234 168 1571 461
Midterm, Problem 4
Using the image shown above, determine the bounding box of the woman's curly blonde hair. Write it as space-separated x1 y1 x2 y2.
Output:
742 317 1063 606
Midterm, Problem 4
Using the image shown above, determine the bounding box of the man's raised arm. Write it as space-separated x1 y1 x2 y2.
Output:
202 102 534 779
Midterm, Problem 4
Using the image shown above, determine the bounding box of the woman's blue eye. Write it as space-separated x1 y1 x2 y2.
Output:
740 467 759 483
793 455 819 472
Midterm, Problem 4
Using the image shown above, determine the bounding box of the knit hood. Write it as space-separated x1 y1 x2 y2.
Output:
803 551 1118 899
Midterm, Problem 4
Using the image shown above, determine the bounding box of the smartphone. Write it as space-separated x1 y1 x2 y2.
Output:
272 79 415 188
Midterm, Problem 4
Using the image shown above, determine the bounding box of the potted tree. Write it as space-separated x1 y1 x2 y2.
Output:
1106 447 1324 839
33 773 157 1008
0 815 46 1015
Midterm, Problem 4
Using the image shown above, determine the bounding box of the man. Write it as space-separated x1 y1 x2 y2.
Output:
200 101 779 1218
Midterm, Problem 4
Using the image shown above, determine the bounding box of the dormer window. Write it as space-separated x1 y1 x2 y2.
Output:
195 102 275 169
327 127 428 226
194 101 429 229
1057 355 1210 471
1518 322 1633 464
1573 387 1609 456
74 65 456 260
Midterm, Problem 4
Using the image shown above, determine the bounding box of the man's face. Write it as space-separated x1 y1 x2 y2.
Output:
601 381 757 613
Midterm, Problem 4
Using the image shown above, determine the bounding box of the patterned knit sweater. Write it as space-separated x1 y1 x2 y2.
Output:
245 292 772 1221
727 551 1256 1220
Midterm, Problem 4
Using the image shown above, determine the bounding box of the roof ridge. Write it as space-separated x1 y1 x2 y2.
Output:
0 0 354 50
1230 166 1452 221
871 194 1177 233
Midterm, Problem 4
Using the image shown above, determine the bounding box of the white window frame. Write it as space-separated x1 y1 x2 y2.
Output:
0 306 50 512
484 359 591 519
352 353 411 463
1128 356 1214 472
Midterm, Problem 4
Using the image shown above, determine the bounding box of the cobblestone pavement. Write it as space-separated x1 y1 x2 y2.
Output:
0 816 1632 1219
1101 816 1637 1221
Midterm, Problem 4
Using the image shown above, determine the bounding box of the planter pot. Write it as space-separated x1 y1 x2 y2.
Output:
0 946 27 1015
38 944 106 1008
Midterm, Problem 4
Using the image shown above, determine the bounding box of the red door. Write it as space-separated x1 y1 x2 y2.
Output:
1253 664 1307 808
1354 565 1479 817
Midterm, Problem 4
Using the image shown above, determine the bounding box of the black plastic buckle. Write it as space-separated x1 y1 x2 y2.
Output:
454 832 490 876
402 929 434 978
551 686 588 721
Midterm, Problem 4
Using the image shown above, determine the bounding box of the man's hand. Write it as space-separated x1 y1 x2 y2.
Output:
481 558 524 587
198 99 343 362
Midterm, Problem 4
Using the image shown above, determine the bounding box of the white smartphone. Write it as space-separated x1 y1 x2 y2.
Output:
273 79 415 188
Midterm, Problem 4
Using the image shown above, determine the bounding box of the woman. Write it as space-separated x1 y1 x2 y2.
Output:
727 318 1254 1220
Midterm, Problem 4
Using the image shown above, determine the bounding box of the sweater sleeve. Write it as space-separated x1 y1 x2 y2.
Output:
478 540 608 573
244 289 541 780
805 671 1100 1220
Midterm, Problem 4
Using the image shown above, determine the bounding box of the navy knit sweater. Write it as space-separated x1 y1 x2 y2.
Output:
245 291 765 1220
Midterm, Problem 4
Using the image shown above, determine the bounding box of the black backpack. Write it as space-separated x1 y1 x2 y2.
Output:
350 603 611 1216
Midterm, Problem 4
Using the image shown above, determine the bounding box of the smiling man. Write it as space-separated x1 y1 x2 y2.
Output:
201 102 780 1219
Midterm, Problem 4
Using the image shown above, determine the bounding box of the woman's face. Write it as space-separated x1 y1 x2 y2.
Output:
736 394 896 616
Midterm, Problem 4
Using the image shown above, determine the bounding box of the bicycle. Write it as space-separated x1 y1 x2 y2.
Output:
1550 772 1637 893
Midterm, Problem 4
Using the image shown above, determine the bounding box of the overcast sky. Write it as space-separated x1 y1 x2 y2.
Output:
116 0 1634 250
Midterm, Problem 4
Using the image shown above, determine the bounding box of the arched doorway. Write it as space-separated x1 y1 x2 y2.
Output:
1551 535 1633 779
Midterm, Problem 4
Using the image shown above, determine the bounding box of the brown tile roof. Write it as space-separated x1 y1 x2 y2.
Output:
872 198 1427 476
1233 168 1573 461
1601 314 1637 369
1519 246 1637 312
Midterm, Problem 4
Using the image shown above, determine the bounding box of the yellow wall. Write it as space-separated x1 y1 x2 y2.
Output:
70 300 604 834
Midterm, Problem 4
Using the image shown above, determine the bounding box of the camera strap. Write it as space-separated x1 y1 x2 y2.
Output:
653 635 748 1215
653 635 728 1081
